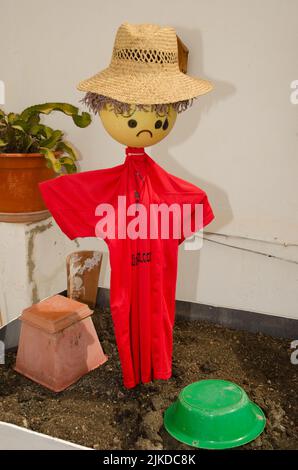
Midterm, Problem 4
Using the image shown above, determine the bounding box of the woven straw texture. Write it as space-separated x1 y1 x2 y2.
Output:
77 23 213 104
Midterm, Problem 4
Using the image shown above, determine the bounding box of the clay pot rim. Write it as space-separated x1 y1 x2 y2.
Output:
0 151 62 158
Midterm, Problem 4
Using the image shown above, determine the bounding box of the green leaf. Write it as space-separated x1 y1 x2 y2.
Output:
31 124 54 139
11 119 29 133
40 147 62 173
72 111 92 128
1 102 90 158
20 103 91 128
41 129 63 149
27 113 40 129
22 103 77 118
8 112 19 124
63 164 77 174
53 161 62 172
43 126 54 139
23 134 35 152
40 125 53 139
59 156 76 165
10 125 24 133
30 124 45 136
56 140 77 160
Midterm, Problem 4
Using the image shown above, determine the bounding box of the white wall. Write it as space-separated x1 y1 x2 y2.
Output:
1 0 297 319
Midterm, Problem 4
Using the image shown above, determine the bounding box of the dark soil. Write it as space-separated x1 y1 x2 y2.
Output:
0 308 297 450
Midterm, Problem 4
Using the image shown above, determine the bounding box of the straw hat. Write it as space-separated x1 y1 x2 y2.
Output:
77 23 213 105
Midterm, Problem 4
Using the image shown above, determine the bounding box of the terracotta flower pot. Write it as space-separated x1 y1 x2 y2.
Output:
0 153 57 223
14 295 108 392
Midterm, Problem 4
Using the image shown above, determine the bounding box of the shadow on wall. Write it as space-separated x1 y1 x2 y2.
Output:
156 27 235 302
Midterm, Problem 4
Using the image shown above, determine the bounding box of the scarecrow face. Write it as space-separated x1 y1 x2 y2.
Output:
99 104 177 147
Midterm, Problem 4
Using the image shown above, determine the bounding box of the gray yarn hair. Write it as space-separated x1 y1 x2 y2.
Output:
81 92 196 116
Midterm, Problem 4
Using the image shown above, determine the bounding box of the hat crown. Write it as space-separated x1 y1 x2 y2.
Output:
111 23 179 70
77 22 213 105
114 23 178 51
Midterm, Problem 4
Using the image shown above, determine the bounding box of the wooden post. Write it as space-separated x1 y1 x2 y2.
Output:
66 251 103 309
177 35 189 74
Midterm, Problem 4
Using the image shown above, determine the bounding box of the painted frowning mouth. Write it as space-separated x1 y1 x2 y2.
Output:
136 129 153 138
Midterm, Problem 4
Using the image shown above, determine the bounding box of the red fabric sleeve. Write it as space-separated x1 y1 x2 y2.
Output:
179 191 214 244
158 170 215 245
39 166 123 240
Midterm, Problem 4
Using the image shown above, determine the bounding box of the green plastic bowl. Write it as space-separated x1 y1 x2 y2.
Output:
164 379 266 449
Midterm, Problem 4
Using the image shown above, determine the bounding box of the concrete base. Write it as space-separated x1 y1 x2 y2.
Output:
0 218 108 326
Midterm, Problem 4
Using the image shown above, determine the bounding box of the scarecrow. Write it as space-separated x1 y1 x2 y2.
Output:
40 23 214 389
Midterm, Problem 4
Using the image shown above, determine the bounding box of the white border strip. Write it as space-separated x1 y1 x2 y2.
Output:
0 421 91 450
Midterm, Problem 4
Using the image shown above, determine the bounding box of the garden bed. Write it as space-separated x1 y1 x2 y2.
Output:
0 308 297 450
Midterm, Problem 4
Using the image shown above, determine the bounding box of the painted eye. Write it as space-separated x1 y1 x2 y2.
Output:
128 119 137 128
162 118 169 130
155 120 162 129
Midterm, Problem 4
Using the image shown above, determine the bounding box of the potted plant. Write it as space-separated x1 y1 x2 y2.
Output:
0 103 91 222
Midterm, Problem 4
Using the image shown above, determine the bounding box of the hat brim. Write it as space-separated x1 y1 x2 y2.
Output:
77 67 213 105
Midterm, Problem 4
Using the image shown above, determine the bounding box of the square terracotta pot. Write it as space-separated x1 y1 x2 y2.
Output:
15 295 107 392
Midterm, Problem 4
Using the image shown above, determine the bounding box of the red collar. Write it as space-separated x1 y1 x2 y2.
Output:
125 147 146 157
